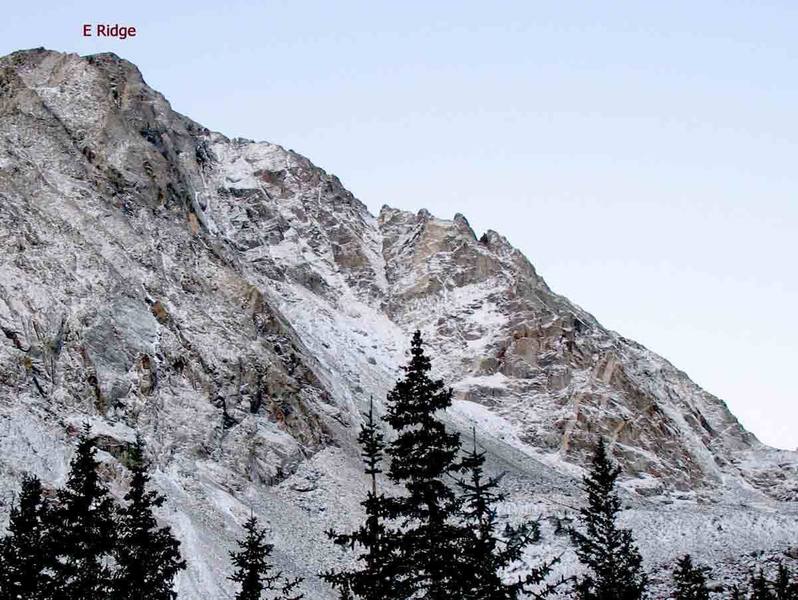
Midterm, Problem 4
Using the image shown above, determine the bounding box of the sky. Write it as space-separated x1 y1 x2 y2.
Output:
1 1 796 449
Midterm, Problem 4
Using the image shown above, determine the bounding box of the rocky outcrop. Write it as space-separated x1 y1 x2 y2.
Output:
373 204 767 491
0 47 341 487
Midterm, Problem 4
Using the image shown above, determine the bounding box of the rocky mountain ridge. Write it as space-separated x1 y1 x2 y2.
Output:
0 48 795 598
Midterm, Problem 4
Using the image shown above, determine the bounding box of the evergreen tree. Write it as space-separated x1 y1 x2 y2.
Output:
772 562 797 600
322 399 407 600
749 568 774 600
455 430 563 599
745 563 798 600
45 423 119 600
111 434 186 600
672 555 710 600
0 474 50 599
229 516 303 600
381 330 466 599
570 438 647 600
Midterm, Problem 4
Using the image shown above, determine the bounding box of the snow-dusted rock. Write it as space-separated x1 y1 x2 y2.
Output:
0 48 795 598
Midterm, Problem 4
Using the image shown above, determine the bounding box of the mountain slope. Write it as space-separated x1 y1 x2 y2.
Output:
0 48 795 597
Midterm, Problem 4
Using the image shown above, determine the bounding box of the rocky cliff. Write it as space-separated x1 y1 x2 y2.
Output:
0 48 795 598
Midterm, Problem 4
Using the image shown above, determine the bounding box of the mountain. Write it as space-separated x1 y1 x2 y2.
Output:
0 48 795 597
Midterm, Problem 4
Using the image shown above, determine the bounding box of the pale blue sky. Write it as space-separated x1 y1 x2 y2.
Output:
2 1 796 448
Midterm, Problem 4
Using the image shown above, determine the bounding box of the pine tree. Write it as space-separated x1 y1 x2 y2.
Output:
744 563 798 600
456 430 507 599
455 430 563 599
570 438 647 600
0 474 50 599
45 423 119 600
749 568 774 600
381 330 467 599
772 562 798 600
324 335 568 600
322 399 407 600
229 516 303 600
672 555 710 600
111 434 186 600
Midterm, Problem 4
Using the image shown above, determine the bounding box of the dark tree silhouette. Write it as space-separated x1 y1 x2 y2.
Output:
322 398 407 599
749 568 774 600
381 330 466 599
112 434 186 600
672 554 710 600
230 515 303 600
746 562 798 600
570 438 647 600
45 424 119 600
456 430 565 599
772 562 798 599
325 332 568 599
0 474 50 599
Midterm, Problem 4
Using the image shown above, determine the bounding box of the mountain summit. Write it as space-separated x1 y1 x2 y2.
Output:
0 49 795 597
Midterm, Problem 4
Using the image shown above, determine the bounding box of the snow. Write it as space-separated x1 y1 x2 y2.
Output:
0 48 795 599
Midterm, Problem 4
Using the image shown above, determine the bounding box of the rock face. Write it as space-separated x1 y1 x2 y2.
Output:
0 48 796 598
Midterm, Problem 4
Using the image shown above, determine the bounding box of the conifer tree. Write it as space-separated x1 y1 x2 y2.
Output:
772 562 798 600
455 430 564 599
570 438 647 600
0 474 50 600
322 399 407 600
672 555 710 600
381 330 466 599
229 515 303 600
744 562 798 600
749 568 774 600
46 423 119 600
111 434 186 600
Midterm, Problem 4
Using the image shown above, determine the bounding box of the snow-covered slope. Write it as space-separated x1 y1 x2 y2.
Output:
0 48 795 597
